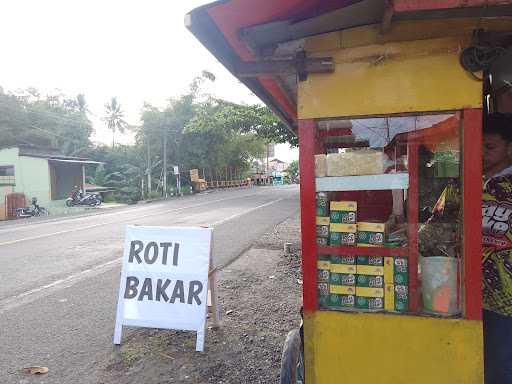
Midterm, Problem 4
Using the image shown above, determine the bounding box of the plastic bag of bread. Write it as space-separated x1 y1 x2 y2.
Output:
315 154 327 177
326 149 384 176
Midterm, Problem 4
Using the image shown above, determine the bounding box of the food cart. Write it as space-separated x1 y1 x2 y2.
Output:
187 1 512 383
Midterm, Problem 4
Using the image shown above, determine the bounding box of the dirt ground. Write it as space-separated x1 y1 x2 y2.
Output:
98 215 302 384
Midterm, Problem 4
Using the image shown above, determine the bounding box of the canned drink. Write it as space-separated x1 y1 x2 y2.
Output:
356 274 384 288
318 282 330 309
356 296 384 310
329 293 355 308
317 237 329 246
357 256 384 266
316 225 330 238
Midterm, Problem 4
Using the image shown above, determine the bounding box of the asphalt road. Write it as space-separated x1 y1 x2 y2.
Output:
0 185 299 383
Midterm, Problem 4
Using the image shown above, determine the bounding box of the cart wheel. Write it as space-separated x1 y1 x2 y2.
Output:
280 329 305 384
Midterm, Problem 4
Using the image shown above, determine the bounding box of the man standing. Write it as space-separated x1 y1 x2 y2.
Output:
482 113 512 383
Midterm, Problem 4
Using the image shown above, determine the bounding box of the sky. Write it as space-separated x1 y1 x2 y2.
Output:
0 0 298 163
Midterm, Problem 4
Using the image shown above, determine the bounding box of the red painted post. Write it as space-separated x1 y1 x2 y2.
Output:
299 119 318 313
407 140 420 313
463 108 483 321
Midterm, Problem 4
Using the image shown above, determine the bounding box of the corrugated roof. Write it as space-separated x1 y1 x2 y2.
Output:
3 145 90 161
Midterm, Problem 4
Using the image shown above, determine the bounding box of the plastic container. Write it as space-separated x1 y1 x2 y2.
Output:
420 256 459 316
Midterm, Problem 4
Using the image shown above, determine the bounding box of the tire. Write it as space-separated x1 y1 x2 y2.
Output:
280 329 305 384
65 199 73 207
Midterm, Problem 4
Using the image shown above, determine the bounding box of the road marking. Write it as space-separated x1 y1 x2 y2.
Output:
0 192 265 247
0 195 289 313
0 258 122 314
0 190 265 234
210 198 284 226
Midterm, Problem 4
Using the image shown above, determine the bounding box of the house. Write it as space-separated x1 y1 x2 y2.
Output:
268 158 289 173
0 145 99 219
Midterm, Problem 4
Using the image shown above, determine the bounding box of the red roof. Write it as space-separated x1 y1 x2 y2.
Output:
188 0 512 128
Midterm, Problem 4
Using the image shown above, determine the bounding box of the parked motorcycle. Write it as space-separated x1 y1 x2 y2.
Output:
65 191 102 207
16 197 49 218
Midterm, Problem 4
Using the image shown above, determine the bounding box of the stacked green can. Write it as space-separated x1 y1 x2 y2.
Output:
316 192 330 246
328 255 356 309
317 255 331 309
355 256 385 310
384 257 409 313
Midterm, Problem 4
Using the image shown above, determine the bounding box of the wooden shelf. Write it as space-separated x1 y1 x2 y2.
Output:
316 173 409 192
318 246 409 257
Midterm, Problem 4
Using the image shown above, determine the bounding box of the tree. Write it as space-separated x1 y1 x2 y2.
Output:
104 97 127 148
0 87 93 154
287 160 299 180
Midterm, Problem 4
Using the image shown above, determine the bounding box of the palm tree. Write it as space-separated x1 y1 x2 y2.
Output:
104 97 127 148
76 94 88 115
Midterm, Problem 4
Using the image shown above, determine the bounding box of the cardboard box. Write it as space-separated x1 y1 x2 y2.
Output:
355 296 384 310
329 293 356 308
318 282 330 309
356 287 384 298
329 201 357 224
356 274 384 288
384 257 409 285
316 216 330 226
357 256 384 266
357 222 386 246
315 154 327 177
332 255 356 265
357 265 385 275
395 284 409 313
317 237 328 246
330 284 356 295
330 263 357 274
385 284 409 313
330 272 356 288
329 223 357 246
317 260 330 283
326 150 385 177
385 284 395 311
317 206 328 216
316 193 329 216
316 225 330 238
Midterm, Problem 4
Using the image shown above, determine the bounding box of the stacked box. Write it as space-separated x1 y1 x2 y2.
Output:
384 257 409 285
330 255 357 274
329 224 357 246
317 237 329 246
329 292 356 308
317 255 331 283
385 284 409 313
318 282 330 309
316 216 330 239
356 274 384 288
329 256 356 308
395 284 409 313
355 256 385 311
316 192 329 217
356 256 384 276
317 255 331 309
357 222 386 247
356 296 384 310
330 201 357 224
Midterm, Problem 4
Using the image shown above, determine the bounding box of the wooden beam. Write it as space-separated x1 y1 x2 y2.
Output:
234 56 334 78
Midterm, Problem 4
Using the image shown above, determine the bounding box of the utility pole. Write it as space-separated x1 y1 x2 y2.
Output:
163 134 168 198
146 136 151 196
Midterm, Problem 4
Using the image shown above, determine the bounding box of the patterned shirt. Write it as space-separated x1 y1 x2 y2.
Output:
482 174 512 316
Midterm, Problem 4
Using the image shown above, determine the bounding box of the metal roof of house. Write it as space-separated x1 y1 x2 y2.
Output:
6 145 90 161
186 0 512 131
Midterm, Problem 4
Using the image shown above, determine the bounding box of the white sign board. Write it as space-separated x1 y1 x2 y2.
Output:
114 225 212 351
173 166 179 175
